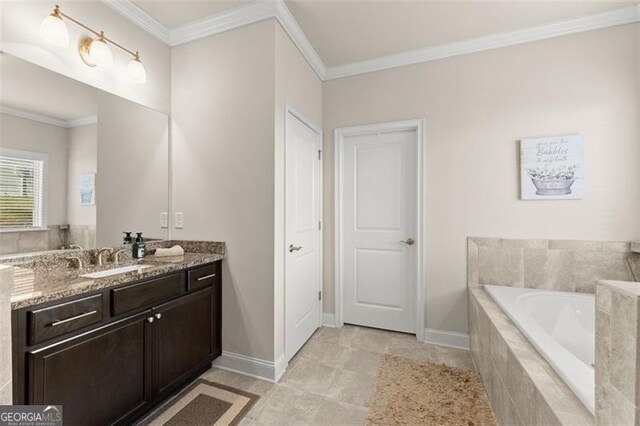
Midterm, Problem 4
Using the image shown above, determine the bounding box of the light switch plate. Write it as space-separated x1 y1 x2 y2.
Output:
160 212 168 228
175 212 184 229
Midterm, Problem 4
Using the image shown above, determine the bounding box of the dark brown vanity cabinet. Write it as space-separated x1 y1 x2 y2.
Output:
28 312 153 426
153 287 213 401
13 261 222 426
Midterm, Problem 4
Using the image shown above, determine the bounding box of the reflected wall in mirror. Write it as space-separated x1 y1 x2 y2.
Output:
0 53 169 255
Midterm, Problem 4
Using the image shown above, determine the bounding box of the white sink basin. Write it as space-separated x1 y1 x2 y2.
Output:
81 264 153 279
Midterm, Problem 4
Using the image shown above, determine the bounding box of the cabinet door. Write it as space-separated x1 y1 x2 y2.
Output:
28 311 153 426
153 287 213 400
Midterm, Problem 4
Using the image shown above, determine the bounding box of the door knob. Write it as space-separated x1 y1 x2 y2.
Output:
400 238 415 246
289 245 303 253
155 313 162 320
147 316 154 323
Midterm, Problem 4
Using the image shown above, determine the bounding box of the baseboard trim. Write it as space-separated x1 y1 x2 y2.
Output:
322 313 336 327
423 328 470 350
212 351 279 382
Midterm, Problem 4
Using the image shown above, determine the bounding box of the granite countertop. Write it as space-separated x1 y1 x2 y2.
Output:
7 240 225 310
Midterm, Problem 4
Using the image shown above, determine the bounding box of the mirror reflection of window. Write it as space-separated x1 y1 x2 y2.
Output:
0 149 47 229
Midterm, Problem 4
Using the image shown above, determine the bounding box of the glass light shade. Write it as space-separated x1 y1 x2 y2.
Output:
128 58 146 84
88 37 113 67
39 13 69 47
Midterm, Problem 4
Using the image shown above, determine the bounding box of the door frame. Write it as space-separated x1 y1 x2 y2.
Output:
284 103 324 361
334 118 425 341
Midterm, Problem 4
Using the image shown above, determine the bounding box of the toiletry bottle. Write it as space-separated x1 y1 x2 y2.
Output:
132 233 146 258
123 232 133 245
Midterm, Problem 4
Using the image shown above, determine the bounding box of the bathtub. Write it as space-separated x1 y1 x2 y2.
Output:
484 285 595 414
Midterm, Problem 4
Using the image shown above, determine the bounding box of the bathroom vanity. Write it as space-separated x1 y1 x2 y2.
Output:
8 242 224 425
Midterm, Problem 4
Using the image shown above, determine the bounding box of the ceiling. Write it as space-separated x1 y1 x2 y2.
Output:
285 1 633 67
128 1 635 67
132 0 253 29
0 53 98 121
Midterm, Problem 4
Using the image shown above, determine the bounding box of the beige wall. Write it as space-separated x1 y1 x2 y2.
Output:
322 24 640 334
96 92 169 247
67 124 97 227
0 113 68 226
273 24 323 362
1 1 171 113
172 20 277 361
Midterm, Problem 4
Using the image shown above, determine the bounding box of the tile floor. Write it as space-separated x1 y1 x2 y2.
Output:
199 325 475 425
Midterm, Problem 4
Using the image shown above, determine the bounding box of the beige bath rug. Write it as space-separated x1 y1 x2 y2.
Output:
367 355 496 426
138 379 259 426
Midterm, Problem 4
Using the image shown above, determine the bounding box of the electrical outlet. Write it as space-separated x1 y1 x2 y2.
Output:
175 212 184 229
160 212 168 228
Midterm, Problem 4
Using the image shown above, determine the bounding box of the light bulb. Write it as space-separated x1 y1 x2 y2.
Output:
128 54 146 84
39 7 69 47
88 33 113 67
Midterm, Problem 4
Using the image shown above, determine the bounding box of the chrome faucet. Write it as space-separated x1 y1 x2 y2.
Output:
65 256 83 269
97 247 114 266
111 249 127 265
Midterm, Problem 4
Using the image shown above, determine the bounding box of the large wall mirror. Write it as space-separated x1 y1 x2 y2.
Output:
0 53 169 255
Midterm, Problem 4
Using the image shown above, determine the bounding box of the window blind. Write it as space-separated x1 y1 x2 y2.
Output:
0 155 44 228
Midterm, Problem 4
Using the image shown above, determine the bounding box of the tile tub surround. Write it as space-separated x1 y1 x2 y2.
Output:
595 280 640 425
0 225 69 255
4 240 226 309
469 288 594 425
468 237 635 293
0 266 13 404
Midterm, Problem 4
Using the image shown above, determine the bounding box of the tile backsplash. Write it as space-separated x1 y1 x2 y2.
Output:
468 237 639 293
0 225 96 255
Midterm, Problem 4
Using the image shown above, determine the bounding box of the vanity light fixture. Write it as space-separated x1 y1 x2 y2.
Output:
39 5 146 84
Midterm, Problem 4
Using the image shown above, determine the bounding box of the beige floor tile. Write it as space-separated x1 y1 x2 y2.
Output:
341 348 383 375
311 398 368 425
387 336 433 363
255 384 325 425
298 340 351 368
230 375 276 396
314 325 358 347
281 357 341 395
325 369 377 407
429 345 475 369
349 327 392 353
200 367 244 385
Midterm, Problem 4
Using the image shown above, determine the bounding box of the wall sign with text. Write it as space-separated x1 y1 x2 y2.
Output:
520 134 584 200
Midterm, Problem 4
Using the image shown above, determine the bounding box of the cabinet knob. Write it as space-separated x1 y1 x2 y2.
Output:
147 316 154 323
154 313 162 320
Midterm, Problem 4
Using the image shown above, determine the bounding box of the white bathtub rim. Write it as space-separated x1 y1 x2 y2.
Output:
484 285 595 415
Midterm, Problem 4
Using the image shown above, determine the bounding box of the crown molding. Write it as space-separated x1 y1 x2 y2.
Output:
101 1 639 82
324 4 640 80
1 106 97 128
170 0 275 46
170 0 326 78
66 115 98 128
273 1 326 79
101 0 171 45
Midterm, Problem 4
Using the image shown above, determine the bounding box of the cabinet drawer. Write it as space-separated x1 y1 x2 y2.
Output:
111 273 184 316
28 294 103 345
187 263 219 292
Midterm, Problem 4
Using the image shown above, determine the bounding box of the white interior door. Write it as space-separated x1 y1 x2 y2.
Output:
285 110 322 361
341 128 418 333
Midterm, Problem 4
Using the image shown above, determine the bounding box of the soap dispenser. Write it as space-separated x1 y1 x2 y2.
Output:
123 232 133 245
132 232 146 258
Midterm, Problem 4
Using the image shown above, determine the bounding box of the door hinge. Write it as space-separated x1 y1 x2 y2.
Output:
318 221 322 231
319 291 322 301
318 150 322 160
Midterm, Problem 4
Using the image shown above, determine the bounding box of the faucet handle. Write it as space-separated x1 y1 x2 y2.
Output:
96 247 114 266
111 249 127 265
65 256 83 269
